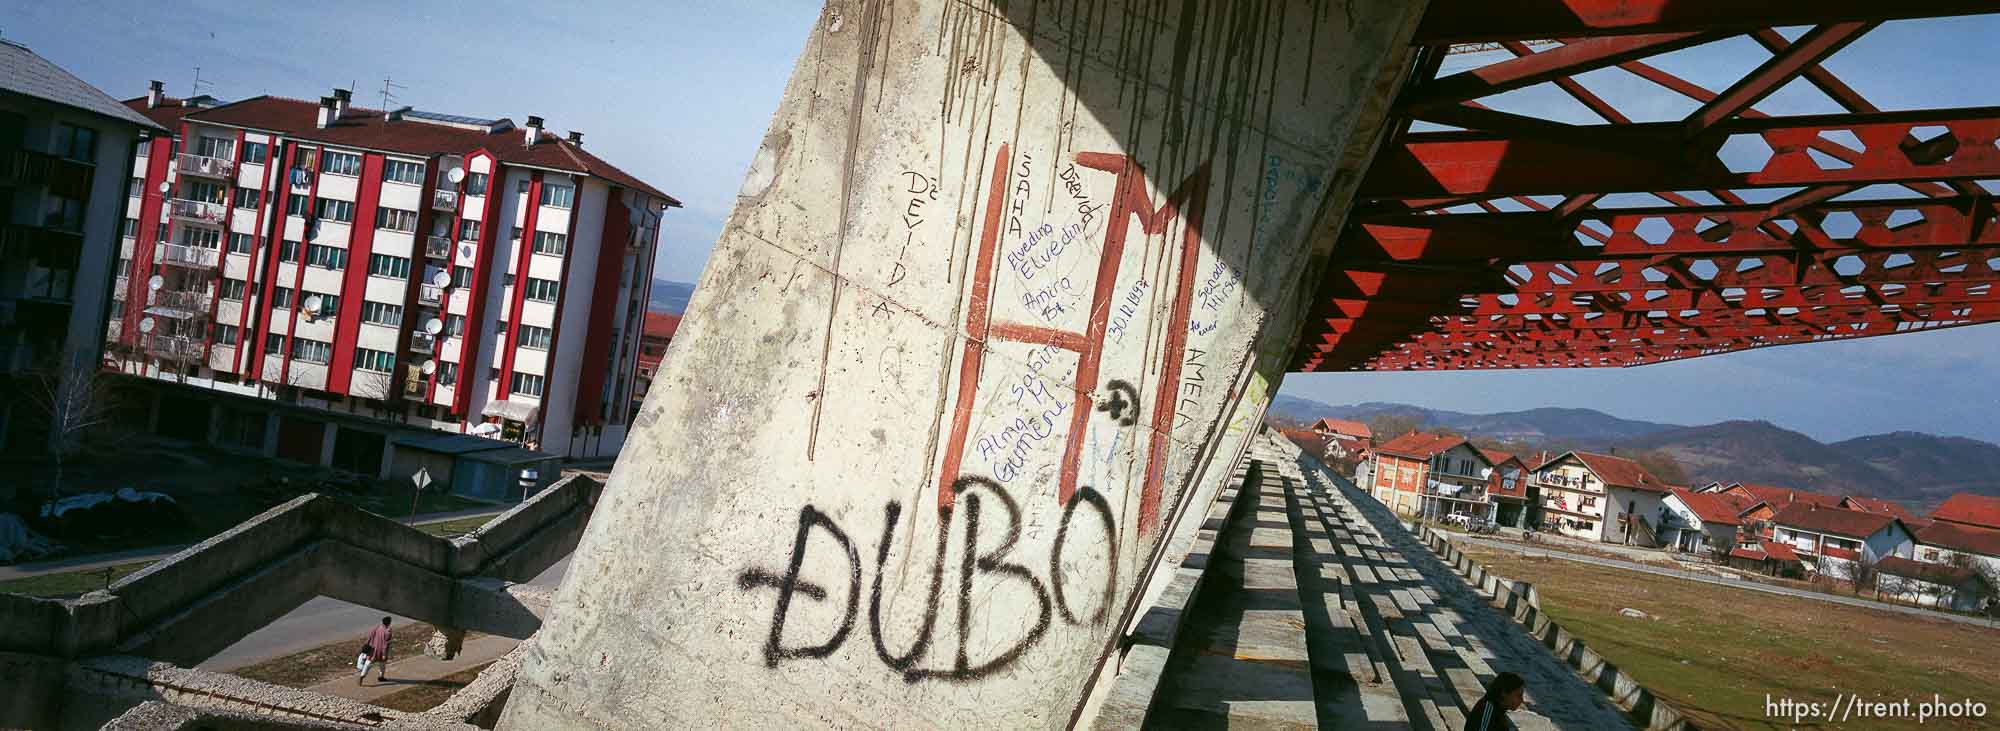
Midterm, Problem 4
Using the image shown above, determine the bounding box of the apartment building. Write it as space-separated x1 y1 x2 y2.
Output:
1369 431 1491 519
106 84 678 459
0 40 163 453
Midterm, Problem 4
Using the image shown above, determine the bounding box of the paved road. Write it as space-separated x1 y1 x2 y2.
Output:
1443 532 2000 629
0 506 510 581
199 555 571 672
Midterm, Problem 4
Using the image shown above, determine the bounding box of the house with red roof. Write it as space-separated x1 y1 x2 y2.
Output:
1476 448 1538 530
1840 496 1932 531
1770 503 1917 583
1909 496 2000 591
632 312 681 410
1367 431 1492 520
1659 487 1757 555
1931 493 2000 531
1725 538 1807 578
1872 556 1994 612
1309 417 1371 441
1531 450 1668 545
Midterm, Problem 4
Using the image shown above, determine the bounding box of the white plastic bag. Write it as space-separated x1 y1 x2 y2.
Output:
357 653 372 675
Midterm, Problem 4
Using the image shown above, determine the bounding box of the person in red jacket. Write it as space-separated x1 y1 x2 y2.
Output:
357 616 392 684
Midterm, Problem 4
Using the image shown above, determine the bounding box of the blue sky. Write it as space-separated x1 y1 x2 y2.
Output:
7 4 1995 442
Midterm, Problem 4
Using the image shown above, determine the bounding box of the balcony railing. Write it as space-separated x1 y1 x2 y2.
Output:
168 198 228 225
155 242 221 270
425 235 453 259
410 333 437 355
175 153 236 179
432 189 459 211
145 334 204 362
418 285 444 306
148 289 212 318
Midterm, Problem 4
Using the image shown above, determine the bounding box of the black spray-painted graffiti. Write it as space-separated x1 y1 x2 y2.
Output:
1097 379 1139 426
737 478 1117 682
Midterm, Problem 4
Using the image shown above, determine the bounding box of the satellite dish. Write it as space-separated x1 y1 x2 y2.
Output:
469 423 500 436
303 294 323 312
446 167 466 184
157 181 171 194
431 269 452 287
425 318 444 335
147 275 165 291
420 359 437 375
139 317 155 334
458 243 475 259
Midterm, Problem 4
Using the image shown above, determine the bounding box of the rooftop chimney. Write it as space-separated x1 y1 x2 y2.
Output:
331 88 352 120
524 115 544 145
566 130 584 146
146 80 164 108
316 97 336 129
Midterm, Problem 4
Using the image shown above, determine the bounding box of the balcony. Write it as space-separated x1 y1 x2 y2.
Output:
145 334 204 362
168 198 228 225
410 332 437 355
425 235 453 259
418 285 445 306
175 153 236 179
155 242 221 270
404 377 426 398
432 189 459 211
146 289 212 319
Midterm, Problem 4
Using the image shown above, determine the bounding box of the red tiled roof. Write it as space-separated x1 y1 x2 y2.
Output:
1876 556 1990 586
1820 546 1860 561
636 312 682 372
1772 503 1902 541
1310 418 1371 439
1737 483 1842 509
1374 431 1469 460
1760 540 1802 563
1479 449 1520 467
121 96 200 130
1931 493 2000 531
1568 451 1665 492
1728 546 1766 561
1713 491 1765 518
1915 521 2000 559
179 96 676 203
1670 487 1744 526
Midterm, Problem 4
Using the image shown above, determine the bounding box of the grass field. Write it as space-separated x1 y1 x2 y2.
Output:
230 622 445 689
372 661 495 712
1461 545 2000 730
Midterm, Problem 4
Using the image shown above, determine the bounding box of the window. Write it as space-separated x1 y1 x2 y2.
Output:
518 179 530 194
179 227 221 249
278 240 301 263
188 180 227 203
532 231 568 256
375 207 417 232
437 362 459 386
353 348 395 372
59 123 97 162
315 197 355 223
291 338 332 364
519 325 553 350
229 232 253 254
196 136 233 160
45 195 84 229
265 333 287 352
539 183 575 208
234 186 260 209
451 265 473 287
445 314 465 337
320 150 362 176
511 372 545 397
466 172 488 195
523 278 559 303
368 253 410 279
360 300 404 326
458 219 481 241
129 176 143 197
215 324 240 346
303 291 340 317
135 140 150 158
286 194 310 217
382 159 424 185
304 243 346 270
122 217 138 239
220 278 247 300
242 141 268 165
271 287 294 309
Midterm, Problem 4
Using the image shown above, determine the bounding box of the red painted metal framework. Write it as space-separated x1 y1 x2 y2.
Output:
1296 1 2000 372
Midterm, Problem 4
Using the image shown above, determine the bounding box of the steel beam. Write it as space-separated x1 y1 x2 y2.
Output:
1412 0 2000 44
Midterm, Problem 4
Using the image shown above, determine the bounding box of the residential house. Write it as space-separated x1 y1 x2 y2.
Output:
1931 493 2000 531
1309 417 1371 442
1369 431 1491 520
1872 556 1994 612
1533 451 1669 545
1910 493 2000 585
1725 538 1806 578
1771 503 1915 583
1305 418 1371 465
1659 487 1760 555
1705 481 1830 538
630 311 679 412
1479 449 1537 529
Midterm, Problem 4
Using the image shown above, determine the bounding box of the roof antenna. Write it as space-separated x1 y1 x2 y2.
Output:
379 76 406 112
190 66 214 99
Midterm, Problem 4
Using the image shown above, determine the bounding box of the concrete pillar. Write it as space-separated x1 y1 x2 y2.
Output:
503 1 1426 728
425 626 466 661
318 422 337 467
378 438 397 480
260 411 280 458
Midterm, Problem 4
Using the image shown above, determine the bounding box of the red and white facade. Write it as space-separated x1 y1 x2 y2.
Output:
106 86 677 458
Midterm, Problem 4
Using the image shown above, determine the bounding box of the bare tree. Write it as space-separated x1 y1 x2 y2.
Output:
1849 553 1879 597
24 349 117 499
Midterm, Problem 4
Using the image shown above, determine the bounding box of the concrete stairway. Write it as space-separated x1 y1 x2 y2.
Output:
1111 434 1633 730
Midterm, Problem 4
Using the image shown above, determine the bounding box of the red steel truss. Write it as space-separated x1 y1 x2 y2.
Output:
1296 2 2000 372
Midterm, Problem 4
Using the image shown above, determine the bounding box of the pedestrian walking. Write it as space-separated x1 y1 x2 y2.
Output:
356 616 392 684
1464 671 1525 730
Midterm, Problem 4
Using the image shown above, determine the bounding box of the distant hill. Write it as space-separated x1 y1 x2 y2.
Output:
650 279 696 314
1269 400 2000 512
